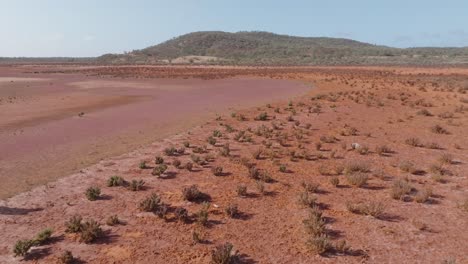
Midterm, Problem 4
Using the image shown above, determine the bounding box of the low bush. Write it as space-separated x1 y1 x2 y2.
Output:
129 179 145 191
80 220 102 243
139 193 168 218
106 215 120 226
85 187 101 201
65 215 83 233
58 251 74 264
13 239 34 257
236 185 247 197
107 175 125 187
174 207 189 223
225 203 239 218
390 179 412 200
346 173 368 188
182 185 203 201
211 166 224 176
211 243 237 264
329 176 339 187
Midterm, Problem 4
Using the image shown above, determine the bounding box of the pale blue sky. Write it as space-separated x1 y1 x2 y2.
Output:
1 0 467 57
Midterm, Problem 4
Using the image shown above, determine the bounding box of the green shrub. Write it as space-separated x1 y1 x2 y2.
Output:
329 176 339 187
106 215 120 226
152 164 168 177
236 185 247 197
182 185 203 201
58 251 74 264
346 173 368 188
211 243 237 264
225 204 238 218
33 228 53 245
306 235 331 255
175 207 189 223
65 215 83 233
155 156 164 164
107 176 125 187
211 166 224 176
129 179 145 191
391 179 413 200
13 239 34 257
80 220 102 243
85 186 101 201
139 193 168 218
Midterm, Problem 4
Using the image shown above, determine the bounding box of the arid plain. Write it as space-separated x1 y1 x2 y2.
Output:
0 65 467 263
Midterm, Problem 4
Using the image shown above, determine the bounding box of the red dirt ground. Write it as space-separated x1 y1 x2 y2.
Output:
0 65 310 199
0 65 467 263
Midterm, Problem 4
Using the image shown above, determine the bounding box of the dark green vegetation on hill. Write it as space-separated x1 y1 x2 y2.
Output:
98 31 468 65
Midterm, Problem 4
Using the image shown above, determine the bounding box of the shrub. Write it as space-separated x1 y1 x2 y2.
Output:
334 240 351 255
211 166 224 176
13 239 34 257
196 203 210 226
225 204 239 218
85 187 101 201
65 215 83 233
356 145 369 155
301 181 320 193
255 112 268 121
152 164 168 177
315 142 322 151
236 185 247 197
459 198 468 212
346 173 368 188
344 161 370 174
405 137 423 147
375 145 392 156
213 130 223 137
129 179 145 191
416 109 432 116
139 160 148 169
329 176 339 187
279 164 287 173
252 148 263 160
58 251 74 264
155 156 164 164
303 209 326 236
256 181 265 194
164 147 177 156
438 153 454 165
139 193 168 218
248 167 260 179
298 191 317 208
399 161 416 174
185 162 193 171
346 201 385 218
306 235 331 255
174 207 189 223
426 142 442 149
106 215 120 226
430 125 449 134
172 159 181 168
391 179 412 200
107 175 125 187
207 136 217 146
211 243 237 264
182 185 203 201
33 228 53 245
219 144 230 157
415 187 432 203
80 220 102 243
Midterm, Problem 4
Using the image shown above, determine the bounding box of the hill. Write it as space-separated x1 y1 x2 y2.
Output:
98 31 468 65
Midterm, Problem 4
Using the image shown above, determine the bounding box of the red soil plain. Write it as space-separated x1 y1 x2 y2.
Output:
0 65 467 263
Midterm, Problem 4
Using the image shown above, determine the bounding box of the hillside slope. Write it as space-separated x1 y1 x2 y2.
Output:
99 31 468 65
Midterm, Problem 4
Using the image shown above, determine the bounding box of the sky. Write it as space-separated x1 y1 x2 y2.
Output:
1 0 467 57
